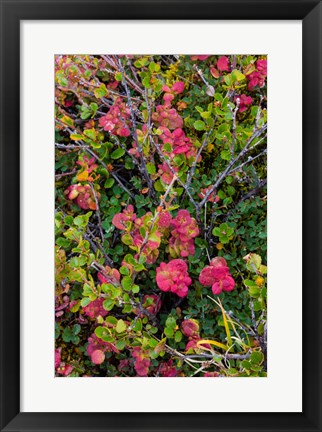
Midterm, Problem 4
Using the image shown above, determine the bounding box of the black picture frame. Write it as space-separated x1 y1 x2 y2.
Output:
0 1 321 431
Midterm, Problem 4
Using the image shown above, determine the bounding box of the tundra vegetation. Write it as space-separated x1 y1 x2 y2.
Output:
55 54 267 377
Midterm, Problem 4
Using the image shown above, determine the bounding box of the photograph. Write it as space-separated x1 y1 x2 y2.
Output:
55 54 268 378
1 0 321 429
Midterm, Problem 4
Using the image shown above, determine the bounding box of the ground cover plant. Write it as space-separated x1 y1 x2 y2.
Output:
55 54 267 377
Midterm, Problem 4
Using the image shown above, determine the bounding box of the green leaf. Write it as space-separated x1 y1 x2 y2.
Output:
115 72 123 82
82 283 93 297
70 134 84 141
111 148 125 159
94 84 108 99
250 351 264 364
124 254 136 265
142 76 151 88
175 331 183 343
149 62 160 73
134 263 145 272
164 327 174 338
132 285 140 294
146 163 156 175
166 316 177 329
246 254 262 273
115 339 126 350
83 129 96 140
154 179 165 192
73 324 81 335
134 319 142 332
73 212 92 228
221 150 231 161
116 319 127 333
163 143 173 153
106 316 118 326
244 279 257 287
248 286 261 297
241 360 252 369
101 283 115 294
62 327 73 342
104 178 115 188
194 120 205 131
231 69 246 82
80 297 91 307
122 276 132 291
103 299 115 311
120 265 130 276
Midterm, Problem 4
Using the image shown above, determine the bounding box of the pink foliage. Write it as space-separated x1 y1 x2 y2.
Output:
97 265 121 285
198 186 220 203
181 319 200 339
247 59 267 91
55 348 73 376
217 56 230 72
112 204 136 230
64 184 99 210
235 94 253 113
55 348 61 368
152 103 183 130
99 97 132 137
83 298 108 319
169 237 195 258
162 81 184 95
56 363 73 376
91 349 105 365
199 257 235 295
158 211 172 229
158 127 197 161
158 359 179 377
156 259 192 297
171 210 200 242
157 162 179 185
169 210 199 258
204 372 220 377
256 59 267 76
133 294 161 317
76 155 98 175
190 55 210 61
162 81 185 99
132 347 151 377
87 333 119 364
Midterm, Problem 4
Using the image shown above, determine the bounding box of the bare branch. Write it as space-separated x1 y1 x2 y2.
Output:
198 123 267 208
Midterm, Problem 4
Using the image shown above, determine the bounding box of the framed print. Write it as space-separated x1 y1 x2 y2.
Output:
0 1 321 431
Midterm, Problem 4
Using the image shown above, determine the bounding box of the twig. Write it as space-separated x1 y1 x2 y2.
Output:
229 98 240 158
254 96 264 131
117 58 156 201
223 179 267 221
182 351 252 361
83 232 114 268
89 183 105 244
101 55 143 94
55 169 78 179
183 131 212 199
228 148 267 175
149 134 201 223
198 123 267 208
84 147 135 199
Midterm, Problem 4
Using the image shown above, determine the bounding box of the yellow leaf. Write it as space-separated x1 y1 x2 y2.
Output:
197 339 229 351
70 134 84 141
77 171 89 181
217 298 233 347
60 115 74 127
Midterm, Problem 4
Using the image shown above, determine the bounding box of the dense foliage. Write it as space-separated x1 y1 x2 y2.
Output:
55 54 267 377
